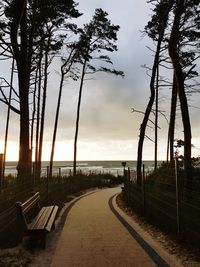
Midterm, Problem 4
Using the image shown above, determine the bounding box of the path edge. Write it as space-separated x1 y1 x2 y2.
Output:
111 192 183 267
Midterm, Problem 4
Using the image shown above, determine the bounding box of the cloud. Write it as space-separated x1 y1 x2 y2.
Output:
44 74 144 143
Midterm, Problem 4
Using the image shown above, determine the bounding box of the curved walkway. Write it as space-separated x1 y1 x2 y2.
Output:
50 187 170 267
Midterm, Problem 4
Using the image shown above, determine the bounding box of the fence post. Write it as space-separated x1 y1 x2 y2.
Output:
175 157 181 235
123 169 128 202
142 164 146 216
122 161 126 177
0 154 4 189
58 167 61 190
127 167 131 203
58 167 61 178
32 162 35 189
47 166 49 202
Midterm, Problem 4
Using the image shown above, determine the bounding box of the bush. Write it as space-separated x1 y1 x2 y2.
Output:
147 162 177 186
0 247 31 267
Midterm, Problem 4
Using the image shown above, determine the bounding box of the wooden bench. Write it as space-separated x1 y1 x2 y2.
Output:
15 192 58 248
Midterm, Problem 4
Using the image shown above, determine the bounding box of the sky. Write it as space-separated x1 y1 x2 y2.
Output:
0 0 200 161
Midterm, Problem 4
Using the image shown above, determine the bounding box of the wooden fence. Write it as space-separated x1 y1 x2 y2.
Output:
123 167 200 246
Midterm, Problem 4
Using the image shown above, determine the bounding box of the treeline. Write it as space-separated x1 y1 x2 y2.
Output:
135 0 200 187
0 1 124 180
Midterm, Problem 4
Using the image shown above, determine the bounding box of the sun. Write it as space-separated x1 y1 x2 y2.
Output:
0 141 19 161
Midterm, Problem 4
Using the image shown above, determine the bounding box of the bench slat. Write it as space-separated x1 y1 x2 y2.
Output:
29 206 54 230
21 192 40 214
28 207 46 230
36 206 54 230
45 206 58 232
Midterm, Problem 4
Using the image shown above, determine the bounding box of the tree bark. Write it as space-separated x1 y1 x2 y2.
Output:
73 59 87 176
168 73 177 163
49 52 75 178
38 35 51 177
10 0 32 177
30 69 38 165
154 66 159 171
35 48 43 178
168 0 192 185
3 59 15 180
49 74 64 178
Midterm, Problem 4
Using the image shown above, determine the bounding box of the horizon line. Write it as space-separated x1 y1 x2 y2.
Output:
5 159 166 162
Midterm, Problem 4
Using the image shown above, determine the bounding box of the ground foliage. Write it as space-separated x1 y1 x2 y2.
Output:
147 160 200 190
0 246 31 267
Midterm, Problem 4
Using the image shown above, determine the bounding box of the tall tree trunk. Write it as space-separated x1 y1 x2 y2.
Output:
168 73 177 163
49 53 75 178
28 0 37 165
73 59 87 176
35 50 43 178
17 70 31 177
49 74 64 178
154 66 159 170
168 0 192 186
137 1 174 186
10 0 32 177
30 69 38 165
38 36 50 176
3 59 15 180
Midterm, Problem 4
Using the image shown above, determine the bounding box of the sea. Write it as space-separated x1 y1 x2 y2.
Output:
4 160 162 177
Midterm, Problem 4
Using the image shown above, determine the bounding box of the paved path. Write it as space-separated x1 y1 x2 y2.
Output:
50 187 168 267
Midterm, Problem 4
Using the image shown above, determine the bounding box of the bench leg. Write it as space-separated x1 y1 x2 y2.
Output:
28 235 38 250
40 233 46 249
29 232 46 249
